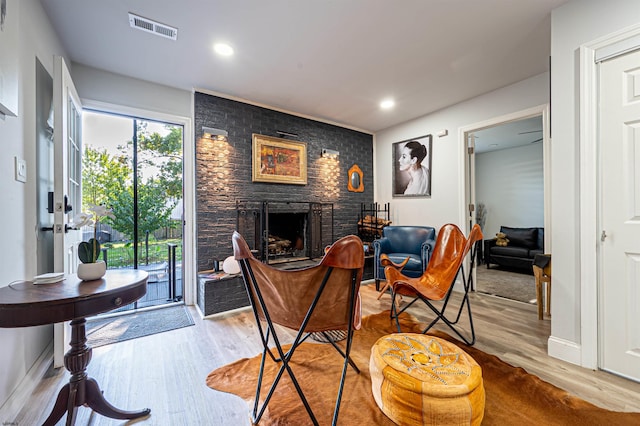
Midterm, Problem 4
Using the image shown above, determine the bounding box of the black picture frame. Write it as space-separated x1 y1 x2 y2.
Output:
392 134 432 197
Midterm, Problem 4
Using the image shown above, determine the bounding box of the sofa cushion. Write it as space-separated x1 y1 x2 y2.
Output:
529 249 543 258
500 226 538 249
536 228 544 251
490 246 530 258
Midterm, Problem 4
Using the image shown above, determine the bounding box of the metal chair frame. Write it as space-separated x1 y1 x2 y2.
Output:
389 224 483 345
233 232 362 426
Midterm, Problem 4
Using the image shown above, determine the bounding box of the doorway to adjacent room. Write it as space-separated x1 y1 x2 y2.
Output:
462 106 550 307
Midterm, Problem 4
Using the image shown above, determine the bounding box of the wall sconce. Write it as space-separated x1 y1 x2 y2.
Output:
321 148 339 159
276 130 299 139
203 126 228 141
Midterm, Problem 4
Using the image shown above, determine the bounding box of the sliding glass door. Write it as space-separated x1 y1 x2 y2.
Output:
82 110 184 309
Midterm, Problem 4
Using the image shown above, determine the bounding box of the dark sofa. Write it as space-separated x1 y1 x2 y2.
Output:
484 226 544 270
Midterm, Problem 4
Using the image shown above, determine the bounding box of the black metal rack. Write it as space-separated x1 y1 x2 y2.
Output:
357 202 390 245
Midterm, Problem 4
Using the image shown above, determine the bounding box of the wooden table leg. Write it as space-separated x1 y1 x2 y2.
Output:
533 266 544 320
545 281 551 317
42 318 150 426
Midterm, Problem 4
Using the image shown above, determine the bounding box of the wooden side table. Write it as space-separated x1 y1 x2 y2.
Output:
532 254 552 320
0 269 150 425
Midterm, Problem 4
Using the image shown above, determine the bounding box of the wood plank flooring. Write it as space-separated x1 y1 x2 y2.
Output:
11 282 640 425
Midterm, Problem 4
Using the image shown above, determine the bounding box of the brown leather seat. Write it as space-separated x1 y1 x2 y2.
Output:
387 224 483 345
376 253 410 300
232 231 365 426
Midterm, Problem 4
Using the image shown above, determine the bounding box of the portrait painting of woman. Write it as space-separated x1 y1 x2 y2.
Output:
392 134 432 197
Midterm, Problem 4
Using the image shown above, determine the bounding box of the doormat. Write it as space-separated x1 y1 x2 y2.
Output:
86 305 194 348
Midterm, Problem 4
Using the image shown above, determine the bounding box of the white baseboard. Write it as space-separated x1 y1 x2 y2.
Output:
547 335 582 366
0 342 53 422
194 302 205 319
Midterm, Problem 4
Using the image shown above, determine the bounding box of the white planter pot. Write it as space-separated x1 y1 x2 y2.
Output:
77 261 106 281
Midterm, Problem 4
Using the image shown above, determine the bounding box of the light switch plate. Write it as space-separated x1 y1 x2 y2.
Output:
15 156 27 183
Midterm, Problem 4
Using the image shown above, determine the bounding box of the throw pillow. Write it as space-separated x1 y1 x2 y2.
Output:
500 227 538 249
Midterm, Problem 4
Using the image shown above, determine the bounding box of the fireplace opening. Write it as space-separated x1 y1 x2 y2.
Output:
267 212 307 261
236 200 333 264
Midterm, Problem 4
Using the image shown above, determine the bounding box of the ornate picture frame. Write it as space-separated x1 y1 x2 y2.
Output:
392 134 432 197
252 134 307 185
347 164 364 192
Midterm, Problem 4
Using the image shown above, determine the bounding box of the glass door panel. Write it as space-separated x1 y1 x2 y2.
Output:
82 111 184 310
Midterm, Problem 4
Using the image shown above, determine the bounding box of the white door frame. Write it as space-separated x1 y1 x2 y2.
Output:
80 99 196 307
458 104 551 249
53 56 84 367
579 23 640 369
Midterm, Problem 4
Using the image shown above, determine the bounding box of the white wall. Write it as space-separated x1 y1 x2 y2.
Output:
0 3 194 414
375 72 549 232
71 64 192 118
0 0 68 414
476 143 544 239
550 0 640 360
69 64 196 307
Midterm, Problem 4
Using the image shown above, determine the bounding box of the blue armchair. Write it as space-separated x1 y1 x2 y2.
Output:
373 226 436 290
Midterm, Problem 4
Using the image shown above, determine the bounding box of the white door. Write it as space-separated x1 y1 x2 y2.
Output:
52 56 84 367
599 48 640 381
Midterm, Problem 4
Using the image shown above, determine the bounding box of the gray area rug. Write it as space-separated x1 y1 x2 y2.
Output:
86 305 194 348
475 265 537 304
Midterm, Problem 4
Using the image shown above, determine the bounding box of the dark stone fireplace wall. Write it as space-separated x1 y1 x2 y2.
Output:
195 92 374 272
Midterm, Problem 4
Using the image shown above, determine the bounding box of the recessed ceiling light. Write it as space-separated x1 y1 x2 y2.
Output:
380 99 395 110
214 43 234 56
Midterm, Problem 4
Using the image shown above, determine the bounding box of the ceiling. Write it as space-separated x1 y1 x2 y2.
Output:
473 116 543 154
40 0 568 133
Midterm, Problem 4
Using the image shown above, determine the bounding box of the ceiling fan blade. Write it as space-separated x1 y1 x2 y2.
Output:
519 130 543 135
530 137 543 144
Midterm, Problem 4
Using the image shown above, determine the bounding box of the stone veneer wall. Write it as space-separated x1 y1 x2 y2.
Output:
194 92 374 272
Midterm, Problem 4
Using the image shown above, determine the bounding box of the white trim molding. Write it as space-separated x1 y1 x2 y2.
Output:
458 104 550 243
548 336 582 366
80 99 196 307
0 343 53 421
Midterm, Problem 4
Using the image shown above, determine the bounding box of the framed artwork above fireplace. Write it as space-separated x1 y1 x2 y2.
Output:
252 134 307 185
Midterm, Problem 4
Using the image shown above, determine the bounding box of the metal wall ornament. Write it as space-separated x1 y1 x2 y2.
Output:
347 164 364 192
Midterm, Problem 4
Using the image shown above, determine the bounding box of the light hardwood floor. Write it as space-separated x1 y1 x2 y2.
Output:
12 282 640 425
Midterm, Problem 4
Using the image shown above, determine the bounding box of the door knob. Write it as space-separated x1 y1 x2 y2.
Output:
64 195 73 213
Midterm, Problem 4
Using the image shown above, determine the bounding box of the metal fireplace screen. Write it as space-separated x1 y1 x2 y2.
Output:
236 200 334 264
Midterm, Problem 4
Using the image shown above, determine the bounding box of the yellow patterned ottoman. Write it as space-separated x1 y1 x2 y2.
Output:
370 333 485 425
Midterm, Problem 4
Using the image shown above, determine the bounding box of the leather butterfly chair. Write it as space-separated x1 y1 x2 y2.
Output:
386 224 483 345
232 231 364 426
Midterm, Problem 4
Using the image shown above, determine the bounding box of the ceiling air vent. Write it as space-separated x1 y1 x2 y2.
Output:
128 13 177 41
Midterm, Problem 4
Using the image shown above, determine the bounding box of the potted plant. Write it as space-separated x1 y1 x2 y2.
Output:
73 204 114 281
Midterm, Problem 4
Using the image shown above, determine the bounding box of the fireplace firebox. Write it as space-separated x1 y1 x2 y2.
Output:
236 200 334 264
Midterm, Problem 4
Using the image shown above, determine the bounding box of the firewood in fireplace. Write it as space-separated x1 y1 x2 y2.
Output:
268 234 293 253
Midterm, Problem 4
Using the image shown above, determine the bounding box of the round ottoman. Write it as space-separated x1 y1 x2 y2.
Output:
370 333 485 425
